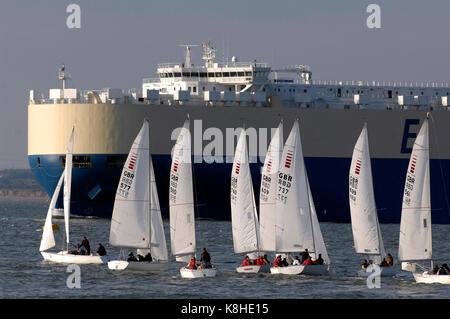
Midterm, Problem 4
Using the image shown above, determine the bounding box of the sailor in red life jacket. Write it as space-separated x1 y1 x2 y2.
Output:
188 257 197 270
274 255 282 267
242 255 251 266
302 256 314 265
256 256 265 266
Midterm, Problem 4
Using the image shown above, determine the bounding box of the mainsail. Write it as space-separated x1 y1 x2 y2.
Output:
63 127 74 245
109 120 153 250
231 129 260 255
398 117 432 262
275 120 314 253
169 117 196 262
349 124 385 262
259 121 283 253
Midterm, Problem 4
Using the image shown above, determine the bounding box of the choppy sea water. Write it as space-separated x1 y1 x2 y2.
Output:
0 199 449 299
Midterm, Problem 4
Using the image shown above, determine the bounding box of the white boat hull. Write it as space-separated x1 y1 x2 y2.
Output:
236 264 270 273
358 266 398 277
413 272 450 284
270 264 328 276
108 260 169 271
180 266 217 278
41 251 107 264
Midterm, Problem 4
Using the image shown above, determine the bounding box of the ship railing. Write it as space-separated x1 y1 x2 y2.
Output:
157 61 270 69
143 78 161 84
310 79 450 88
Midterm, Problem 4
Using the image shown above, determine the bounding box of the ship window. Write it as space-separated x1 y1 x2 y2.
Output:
436 92 439 96
191 72 199 77
238 72 244 76
193 87 197 93
60 156 92 168
245 71 252 76
213 87 216 91
174 73 181 77
202 86 205 91
215 72 222 77
223 72 230 77
37 157 41 168
410 91 413 95
447 92 449 96
106 155 127 168
229 87 232 91
159 73 166 78
200 72 207 78
230 72 237 77
208 72 215 77
168 73 173 77
182 72 190 77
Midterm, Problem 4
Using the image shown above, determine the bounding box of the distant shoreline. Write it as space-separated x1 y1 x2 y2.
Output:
0 190 48 201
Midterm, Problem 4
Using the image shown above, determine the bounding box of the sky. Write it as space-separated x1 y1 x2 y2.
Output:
0 0 449 169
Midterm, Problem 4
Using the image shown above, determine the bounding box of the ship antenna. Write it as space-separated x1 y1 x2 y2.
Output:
58 64 71 90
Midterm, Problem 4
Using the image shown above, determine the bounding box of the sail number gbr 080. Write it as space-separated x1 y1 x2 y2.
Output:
277 173 292 204
119 171 135 198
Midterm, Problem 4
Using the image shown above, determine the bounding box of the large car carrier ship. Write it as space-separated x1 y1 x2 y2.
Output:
28 43 450 223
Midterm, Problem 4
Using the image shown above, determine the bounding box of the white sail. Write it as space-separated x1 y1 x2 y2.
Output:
40 171 65 252
169 117 196 260
149 158 169 261
109 121 151 249
259 121 283 252
349 124 385 260
276 120 314 253
307 175 330 265
398 117 432 262
231 129 260 254
63 127 74 245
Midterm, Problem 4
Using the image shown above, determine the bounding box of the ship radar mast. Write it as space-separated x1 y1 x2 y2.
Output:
179 44 199 68
202 42 216 68
58 64 71 90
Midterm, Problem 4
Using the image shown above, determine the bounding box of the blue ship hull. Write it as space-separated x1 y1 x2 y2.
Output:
28 154 450 224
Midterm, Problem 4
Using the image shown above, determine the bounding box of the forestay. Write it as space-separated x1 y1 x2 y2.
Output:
398 118 432 262
349 124 385 262
259 121 283 253
169 116 196 261
231 129 260 254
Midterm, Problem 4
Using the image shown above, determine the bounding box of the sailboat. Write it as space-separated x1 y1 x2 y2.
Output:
107 119 169 271
349 124 397 277
231 128 269 273
259 121 283 258
171 116 217 278
398 115 450 284
40 128 106 264
270 120 330 275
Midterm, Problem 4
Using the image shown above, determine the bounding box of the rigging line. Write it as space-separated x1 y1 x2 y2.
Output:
429 113 450 217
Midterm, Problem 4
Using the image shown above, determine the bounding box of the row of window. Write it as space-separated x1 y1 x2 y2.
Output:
52 155 128 169
159 71 253 78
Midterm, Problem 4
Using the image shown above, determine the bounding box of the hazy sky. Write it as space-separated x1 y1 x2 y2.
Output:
1 0 449 169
